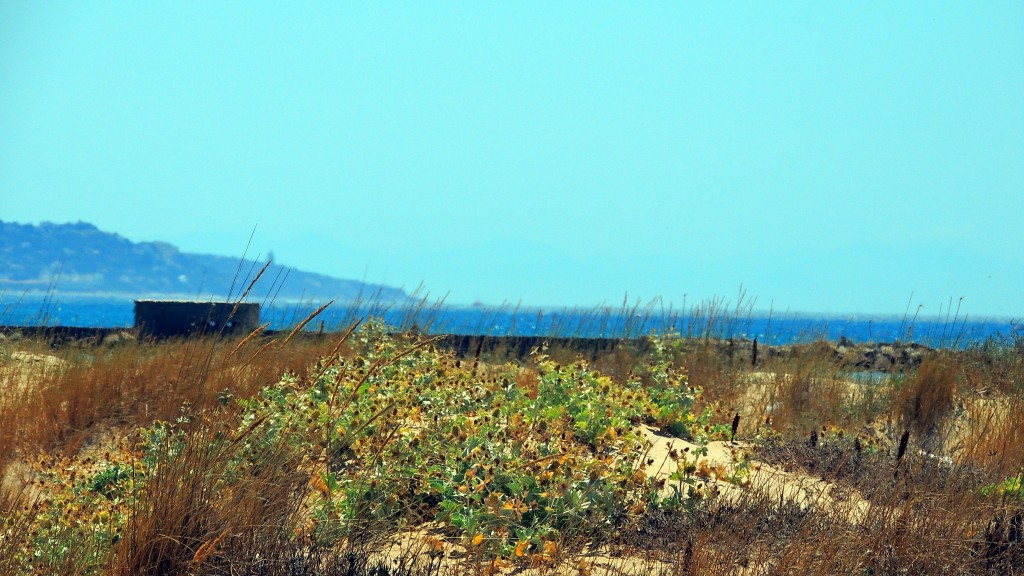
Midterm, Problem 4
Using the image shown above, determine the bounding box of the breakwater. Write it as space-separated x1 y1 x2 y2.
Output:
1 325 939 372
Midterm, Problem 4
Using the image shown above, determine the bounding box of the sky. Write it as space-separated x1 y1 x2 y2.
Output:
1 2 1022 317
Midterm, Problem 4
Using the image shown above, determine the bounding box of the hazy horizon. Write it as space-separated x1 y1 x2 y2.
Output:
3 3 1022 317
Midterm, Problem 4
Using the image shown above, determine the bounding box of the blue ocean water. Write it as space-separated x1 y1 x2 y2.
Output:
2 296 1020 347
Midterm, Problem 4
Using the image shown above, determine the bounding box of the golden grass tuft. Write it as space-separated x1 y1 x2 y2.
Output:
895 355 958 445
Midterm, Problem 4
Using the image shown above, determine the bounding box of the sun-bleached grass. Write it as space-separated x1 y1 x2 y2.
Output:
0 332 338 470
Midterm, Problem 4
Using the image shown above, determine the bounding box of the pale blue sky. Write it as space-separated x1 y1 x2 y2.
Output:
2 2 1022 316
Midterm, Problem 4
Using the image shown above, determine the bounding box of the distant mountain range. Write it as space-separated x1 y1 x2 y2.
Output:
0 220 404 302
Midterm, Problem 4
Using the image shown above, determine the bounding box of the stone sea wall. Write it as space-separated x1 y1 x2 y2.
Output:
0 324 933 371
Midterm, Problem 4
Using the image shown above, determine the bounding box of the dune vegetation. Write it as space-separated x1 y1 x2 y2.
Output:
1 306 1022 575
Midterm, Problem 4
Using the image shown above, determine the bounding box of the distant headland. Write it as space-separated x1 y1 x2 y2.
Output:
0 220 404 302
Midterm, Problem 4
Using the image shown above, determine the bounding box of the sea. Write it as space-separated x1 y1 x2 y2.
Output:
2 294 1021 347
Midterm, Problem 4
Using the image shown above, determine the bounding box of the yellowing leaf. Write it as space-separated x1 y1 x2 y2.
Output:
515 539 530 557
483 558 506 576
424 536 444 552
309 473 330 496
471 533 484 546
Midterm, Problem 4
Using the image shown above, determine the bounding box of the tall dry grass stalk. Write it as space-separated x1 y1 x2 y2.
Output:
954 394 1024 477
115 417 309 576
0 331 338 472
0 482 36 575
894 355 957 450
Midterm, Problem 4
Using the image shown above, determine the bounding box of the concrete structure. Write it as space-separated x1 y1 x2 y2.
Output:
134 300 260 338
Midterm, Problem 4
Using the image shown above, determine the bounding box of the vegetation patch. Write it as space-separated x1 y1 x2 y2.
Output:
1 317 1023 574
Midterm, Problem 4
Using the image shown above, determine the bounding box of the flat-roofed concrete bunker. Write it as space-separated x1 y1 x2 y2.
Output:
134 300 259 338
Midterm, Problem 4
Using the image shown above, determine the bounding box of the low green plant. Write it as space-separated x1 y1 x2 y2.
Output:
88 465 132 500
220 326 721 556
981 471 1024 500
18 463 127 574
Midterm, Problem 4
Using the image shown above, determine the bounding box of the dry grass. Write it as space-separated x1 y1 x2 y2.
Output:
114 418 311 576
0 332 337 471
1 323 1022 575
894 355 958 449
